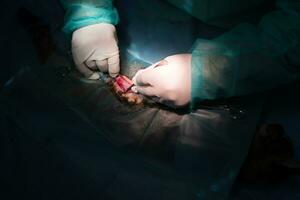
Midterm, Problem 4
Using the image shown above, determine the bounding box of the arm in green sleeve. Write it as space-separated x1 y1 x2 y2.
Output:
60 0 119 33
191 0 300 104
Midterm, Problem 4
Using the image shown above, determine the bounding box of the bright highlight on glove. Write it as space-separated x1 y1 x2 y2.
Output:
132 54 192 107
72 23 120 79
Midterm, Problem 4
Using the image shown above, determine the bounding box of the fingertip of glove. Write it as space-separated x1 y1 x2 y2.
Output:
109 72 119 78
131 86 138 93
132 76 137 85
88 72 100 80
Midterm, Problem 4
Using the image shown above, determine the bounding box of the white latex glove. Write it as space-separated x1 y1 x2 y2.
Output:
132 54 191 107
72 23 120 79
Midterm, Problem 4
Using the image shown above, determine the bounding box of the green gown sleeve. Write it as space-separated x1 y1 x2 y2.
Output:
191 0 300 105
60 0 119 33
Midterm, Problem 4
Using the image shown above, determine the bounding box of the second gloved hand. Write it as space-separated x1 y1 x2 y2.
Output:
72 23 120 79
132 54 191 107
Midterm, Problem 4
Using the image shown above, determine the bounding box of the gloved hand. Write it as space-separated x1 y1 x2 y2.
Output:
72 23 120 79
132 54 191 107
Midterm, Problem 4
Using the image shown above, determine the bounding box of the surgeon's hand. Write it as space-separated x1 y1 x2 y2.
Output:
132 54 191 107
72 23 120 79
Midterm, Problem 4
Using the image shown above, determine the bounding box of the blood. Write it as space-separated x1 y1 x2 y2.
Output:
111 75 143 105
113 75 134 94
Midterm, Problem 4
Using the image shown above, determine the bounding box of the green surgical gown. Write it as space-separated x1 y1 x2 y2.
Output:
60 0 119 33
60 0 300 106
190 0 300 106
